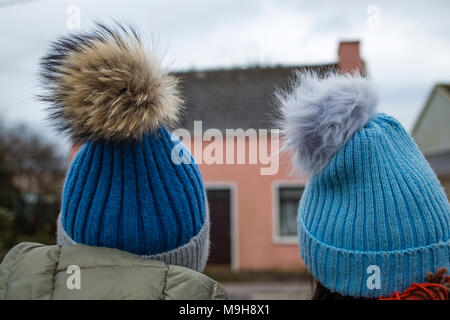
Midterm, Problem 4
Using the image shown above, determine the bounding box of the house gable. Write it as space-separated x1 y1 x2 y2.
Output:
412 85 450 155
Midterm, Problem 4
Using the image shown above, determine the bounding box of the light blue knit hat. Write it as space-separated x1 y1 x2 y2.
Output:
278 72 450 298
38 23 209 272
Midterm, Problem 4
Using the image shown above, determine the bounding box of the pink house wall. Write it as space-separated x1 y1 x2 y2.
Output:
189 136 309 271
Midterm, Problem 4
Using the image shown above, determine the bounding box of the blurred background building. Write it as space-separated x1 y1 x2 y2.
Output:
412 84 450 200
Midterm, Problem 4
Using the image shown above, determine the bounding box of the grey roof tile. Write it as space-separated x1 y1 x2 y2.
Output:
172 64 337 133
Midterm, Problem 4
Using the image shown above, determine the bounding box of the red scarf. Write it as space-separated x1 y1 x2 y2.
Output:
379 268 450 300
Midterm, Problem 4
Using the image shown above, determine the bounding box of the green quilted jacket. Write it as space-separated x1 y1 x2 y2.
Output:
0 242 227 300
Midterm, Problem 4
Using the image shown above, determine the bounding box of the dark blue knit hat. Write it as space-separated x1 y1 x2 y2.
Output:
39 23 209 271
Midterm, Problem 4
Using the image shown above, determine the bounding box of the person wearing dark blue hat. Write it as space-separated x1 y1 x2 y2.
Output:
0 22 226 300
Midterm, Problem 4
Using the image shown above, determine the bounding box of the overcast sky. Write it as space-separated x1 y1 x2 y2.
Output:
0 0 449 147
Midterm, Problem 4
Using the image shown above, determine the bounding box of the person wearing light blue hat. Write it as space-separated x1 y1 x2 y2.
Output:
278 72 450 299
0 22 227 300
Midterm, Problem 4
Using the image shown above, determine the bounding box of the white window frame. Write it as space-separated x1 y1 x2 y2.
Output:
272 181 305 244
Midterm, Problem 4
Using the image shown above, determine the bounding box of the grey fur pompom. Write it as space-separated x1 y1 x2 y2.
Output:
276 71 378 175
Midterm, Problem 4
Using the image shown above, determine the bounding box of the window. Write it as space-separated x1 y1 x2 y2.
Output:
275 185 304 241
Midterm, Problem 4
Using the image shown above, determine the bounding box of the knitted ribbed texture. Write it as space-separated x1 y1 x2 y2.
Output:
58 126 209 271
57 209 210 272
298 113 450 298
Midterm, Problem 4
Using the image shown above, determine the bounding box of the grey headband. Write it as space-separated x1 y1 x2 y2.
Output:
57 207 210 273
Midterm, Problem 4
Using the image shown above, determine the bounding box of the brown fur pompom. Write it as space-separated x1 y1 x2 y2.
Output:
38 22 182 143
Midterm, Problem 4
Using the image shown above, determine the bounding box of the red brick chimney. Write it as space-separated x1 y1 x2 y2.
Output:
338 41 364 74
